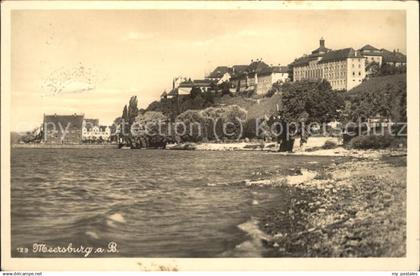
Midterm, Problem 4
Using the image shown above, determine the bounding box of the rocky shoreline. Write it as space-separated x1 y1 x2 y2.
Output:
257 154 406 257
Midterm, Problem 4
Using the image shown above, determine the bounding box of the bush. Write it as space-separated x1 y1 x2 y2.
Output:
175 110 206 142
322 140 338 149
134 111 171 144
175 105 247 142
349 135 395 149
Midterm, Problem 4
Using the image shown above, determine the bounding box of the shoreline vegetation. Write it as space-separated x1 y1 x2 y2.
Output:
256 154 406 257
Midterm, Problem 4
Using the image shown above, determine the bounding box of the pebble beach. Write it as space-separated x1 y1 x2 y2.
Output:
258 154 406 257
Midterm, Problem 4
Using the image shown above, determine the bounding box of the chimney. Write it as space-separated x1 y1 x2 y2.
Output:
320 37 325 48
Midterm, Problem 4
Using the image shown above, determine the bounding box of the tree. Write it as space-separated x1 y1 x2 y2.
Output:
273 80 345 151
20 127 42 144
203 90 215 104
175 105 247 142
366 61 380 76
118 96 140 147
343 76 406 136
175 110 206 142
218 81 230 96
134 111 170 148
266 81 282 97
190 86 202 99
122 105 128 121
127 96 139 126
280 80 344 123
147 100 164 112
199 105 247 141
108 116 122 143
287 66 294 82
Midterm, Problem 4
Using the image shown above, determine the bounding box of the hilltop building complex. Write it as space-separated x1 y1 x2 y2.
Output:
290 38 366 91
290 38 406 91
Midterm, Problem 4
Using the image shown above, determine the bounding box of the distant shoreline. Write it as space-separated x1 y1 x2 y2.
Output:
11 140 407 159
11 144 118 149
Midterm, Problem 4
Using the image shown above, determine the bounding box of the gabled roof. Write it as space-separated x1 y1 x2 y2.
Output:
360 44 382 56
230 65 249 79
247 60 270 73
318 48 362 64
361 51 383 57
290 55 318 67
381 49 407 63
360 44 379 51
258 66 273 76
207 66 232 79
229 72 247 80
232 65 248 74
311 46 331 55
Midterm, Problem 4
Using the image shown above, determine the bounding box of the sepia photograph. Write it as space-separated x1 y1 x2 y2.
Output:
1 0 419 272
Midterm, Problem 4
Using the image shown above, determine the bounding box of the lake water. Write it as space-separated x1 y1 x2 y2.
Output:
11 148 340 257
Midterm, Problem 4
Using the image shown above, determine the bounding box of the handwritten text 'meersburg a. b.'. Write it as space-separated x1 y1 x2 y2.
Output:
31 242 119 257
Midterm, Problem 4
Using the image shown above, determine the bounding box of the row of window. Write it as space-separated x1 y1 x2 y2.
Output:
83 130 110 133
326 72 345 78
330 80 346 87
325 63 346 70
295 70 363 80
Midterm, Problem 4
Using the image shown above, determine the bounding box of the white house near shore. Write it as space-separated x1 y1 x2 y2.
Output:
82 119 111 141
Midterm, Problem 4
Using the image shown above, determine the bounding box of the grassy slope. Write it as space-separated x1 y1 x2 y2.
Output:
347 73 406 96
216 93 282 120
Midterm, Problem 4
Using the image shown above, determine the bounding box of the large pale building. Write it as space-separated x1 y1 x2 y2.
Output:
291 38 366 91
43 114 84 144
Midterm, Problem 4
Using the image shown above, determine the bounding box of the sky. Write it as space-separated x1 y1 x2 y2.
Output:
10 9 406 131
